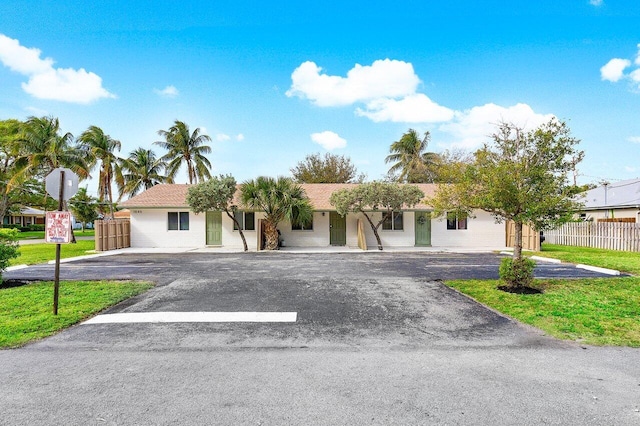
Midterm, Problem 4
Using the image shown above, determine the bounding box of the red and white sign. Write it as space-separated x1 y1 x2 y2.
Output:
46 211 72 244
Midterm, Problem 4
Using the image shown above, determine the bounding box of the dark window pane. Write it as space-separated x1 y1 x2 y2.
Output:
179 212 189 230
234 211 243 230
393 212 403 230
245 212 255 230
382 212 393 230
457 217 467 230
168 212 178 230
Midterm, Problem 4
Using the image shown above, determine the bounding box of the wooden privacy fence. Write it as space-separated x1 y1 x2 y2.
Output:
505 221 540 251
95 219 130 251
545 222 640 252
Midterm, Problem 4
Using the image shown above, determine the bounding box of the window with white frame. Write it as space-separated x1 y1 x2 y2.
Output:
446 212 467 230
233 211 255 231
382 211 403 231
168 212 189 230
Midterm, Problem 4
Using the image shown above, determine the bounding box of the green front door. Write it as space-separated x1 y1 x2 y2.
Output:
329 212 346 246
206 211 222 246
415 211 431 246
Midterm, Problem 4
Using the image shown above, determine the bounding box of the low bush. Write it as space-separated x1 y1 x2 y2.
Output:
499 257 535 288
0 228 20 280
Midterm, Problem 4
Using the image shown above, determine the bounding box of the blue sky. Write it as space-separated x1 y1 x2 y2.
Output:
1 1 639 199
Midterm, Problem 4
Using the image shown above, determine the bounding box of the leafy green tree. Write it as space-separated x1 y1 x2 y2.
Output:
14 116 90 182
78 126 122 218
329 182 424 250
385 129 440 183
155 120 212 184
240 176 313 250
429 119 584 287
291 153 365 183
69 187 99 232
0 228 20 280
117 148 171 198
187 175 248 251
0 119 23 220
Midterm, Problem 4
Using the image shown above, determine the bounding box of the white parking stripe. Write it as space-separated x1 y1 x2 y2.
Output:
82 312 297 324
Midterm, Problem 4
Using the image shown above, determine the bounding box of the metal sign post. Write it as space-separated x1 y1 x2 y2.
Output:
45 168 79 315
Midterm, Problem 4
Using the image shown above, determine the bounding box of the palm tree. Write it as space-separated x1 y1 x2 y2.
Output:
78 125 122 218
117 148 171 199
154 120 212 184
14 116 90 183
385 129 440 183
240 176 313 250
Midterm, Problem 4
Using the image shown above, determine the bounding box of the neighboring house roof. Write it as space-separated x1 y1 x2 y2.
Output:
19 207 46 216
119 183 437 210
581 178 640 210
114 209 131 219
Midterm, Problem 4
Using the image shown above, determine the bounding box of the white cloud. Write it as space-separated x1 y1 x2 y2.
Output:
154 85 179 98
601 45 640 90
310 131 347 151
355 94 454 123
439 103 555 149
628 136 640 143
0 34 114 104
625 166 636 173
287 59 420 107
216 133 231 142
589 0 603 6
24 106 48 115
600 58 631 82
236 134 245 141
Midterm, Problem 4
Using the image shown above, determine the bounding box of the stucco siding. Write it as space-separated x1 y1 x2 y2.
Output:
278 212 330 247
582 208 640 222
130 209 205 248
431 210 505 247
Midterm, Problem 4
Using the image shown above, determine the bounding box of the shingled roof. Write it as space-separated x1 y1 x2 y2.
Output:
119 183 437 210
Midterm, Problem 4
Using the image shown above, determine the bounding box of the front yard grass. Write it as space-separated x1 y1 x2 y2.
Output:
0 280 153 348
11 240 96 266
533 244 640 275
446 277 640 347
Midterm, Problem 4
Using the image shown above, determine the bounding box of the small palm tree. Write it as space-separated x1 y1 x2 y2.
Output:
117 148 171 199
78 125 122 217
385 129 440 183
155 120 212 184
240 176 313 250
14 116 90 183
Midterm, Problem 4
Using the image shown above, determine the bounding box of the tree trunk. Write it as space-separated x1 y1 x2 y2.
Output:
263 220 279 250
226 210 248 252
362 212 383 250
514 221 523 260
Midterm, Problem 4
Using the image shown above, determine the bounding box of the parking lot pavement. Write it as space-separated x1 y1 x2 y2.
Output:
3 252 638 425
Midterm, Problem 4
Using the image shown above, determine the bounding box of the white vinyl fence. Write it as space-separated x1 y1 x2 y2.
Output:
545 222 640 252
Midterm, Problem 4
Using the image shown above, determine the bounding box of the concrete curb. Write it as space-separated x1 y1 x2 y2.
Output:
47 251 117 265
576 264 621 276
6 264 28 271
530 256 562 264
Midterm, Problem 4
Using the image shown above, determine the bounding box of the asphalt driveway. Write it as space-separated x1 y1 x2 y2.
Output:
1 252 638 425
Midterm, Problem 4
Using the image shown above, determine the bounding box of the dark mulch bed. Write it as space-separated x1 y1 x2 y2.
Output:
0 279 40 289
498 285 544 294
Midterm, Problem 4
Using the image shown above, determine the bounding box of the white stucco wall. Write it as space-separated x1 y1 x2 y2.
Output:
582 208 640 222
430 210 505 248
130 208 506 249
129 209 205 248
220 211 265 250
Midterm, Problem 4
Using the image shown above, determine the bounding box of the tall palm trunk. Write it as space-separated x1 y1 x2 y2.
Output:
263 220 279 250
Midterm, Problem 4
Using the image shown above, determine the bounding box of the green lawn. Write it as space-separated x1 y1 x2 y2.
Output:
16 229 95 240
0 280 153 348
447 277 640 347
11 240 97 266
533 244 640 275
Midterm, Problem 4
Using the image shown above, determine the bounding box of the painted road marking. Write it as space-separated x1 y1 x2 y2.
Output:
82 312 297 324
